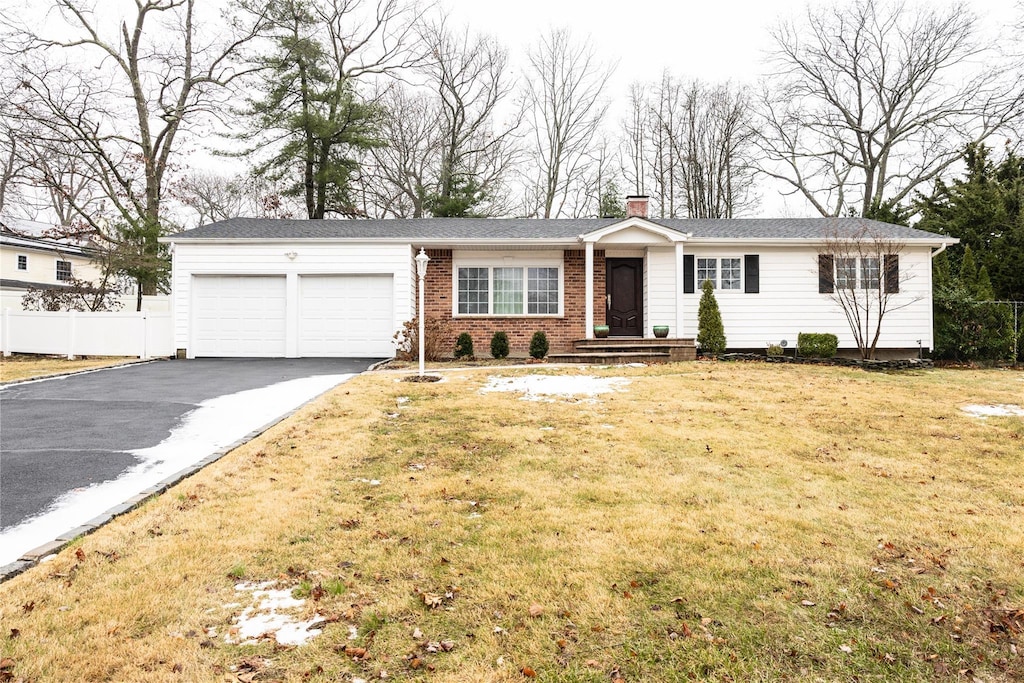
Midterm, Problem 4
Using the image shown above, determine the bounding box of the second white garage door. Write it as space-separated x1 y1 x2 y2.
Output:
299 275 394 357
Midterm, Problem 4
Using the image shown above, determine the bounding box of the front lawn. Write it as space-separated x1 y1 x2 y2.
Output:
0 354 137 383
1 363 1021 681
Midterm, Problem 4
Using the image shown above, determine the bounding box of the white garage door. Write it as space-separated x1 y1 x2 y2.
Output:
192 275 286 357
299 275 394 357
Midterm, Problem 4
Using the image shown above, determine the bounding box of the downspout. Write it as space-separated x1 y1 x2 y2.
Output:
930 242 949 259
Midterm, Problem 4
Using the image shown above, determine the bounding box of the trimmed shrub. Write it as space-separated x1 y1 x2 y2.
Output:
529 331 549 359
490 331 510 359
454 332 474 359
766 343 785 356
797 332 839 358
696 279 726 356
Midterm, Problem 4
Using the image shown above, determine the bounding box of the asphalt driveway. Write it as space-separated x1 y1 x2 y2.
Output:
0 358 378 533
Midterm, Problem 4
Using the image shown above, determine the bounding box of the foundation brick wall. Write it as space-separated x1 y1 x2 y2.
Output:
420 249 606 356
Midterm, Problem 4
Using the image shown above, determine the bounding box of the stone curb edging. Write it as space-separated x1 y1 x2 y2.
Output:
0 374 350 583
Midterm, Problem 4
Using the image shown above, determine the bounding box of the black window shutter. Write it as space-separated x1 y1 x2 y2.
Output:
744 254 759 293
683 254 694 294
819 254 834 293
884 254 899 293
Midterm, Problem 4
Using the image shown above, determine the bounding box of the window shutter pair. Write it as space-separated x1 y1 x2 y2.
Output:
818 253 899 293
683 254 759 293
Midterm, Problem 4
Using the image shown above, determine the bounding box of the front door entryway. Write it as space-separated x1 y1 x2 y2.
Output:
606 258 643 336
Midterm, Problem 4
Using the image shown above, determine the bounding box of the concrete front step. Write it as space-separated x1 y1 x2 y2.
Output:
569 338 697 362
547 351 673 364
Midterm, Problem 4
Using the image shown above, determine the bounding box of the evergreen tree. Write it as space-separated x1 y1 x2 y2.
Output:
238 0 384 219
599 180 626 218
916 143 1024 300
696 278 726 355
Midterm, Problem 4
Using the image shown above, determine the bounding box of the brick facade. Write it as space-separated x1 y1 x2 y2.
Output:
420 249 606 356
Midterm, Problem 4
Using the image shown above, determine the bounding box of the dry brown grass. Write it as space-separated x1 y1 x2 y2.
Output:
0 354 137 383
0 363 1021 682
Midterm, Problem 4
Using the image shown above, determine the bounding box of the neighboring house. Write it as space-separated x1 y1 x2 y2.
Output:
0 217 104 309
163 198 955 359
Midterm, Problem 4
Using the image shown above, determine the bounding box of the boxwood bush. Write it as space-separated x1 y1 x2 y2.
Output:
490 331 510 359
529 331 549 359
454 332 474 359
797 332 839 358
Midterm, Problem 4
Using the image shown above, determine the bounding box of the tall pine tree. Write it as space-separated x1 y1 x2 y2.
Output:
917 143 1024 301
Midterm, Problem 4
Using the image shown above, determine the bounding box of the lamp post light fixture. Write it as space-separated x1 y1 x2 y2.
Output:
414 248 430 377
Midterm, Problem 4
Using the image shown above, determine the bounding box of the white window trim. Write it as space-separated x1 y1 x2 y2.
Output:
452 253 564 318
695 256 743 292
56 259 72 282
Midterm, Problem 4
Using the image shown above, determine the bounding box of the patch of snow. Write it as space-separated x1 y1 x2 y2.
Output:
0 374 353 567
480 374 630 402
961 404 1024 418
353 478 381 486
396 397 410 404
227 582 323 646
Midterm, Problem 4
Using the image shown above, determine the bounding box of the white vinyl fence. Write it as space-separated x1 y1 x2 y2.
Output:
1 308 174 360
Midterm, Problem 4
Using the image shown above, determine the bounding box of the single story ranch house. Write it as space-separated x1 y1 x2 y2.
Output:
163 198 955 360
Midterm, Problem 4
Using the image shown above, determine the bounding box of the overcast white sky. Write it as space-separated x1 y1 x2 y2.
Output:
6 0 1021 220
444 0 1020 86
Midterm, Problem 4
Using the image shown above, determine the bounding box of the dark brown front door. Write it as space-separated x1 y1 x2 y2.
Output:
606 258 643 336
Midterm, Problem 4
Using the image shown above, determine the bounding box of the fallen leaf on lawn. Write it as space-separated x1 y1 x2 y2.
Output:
440 640 455 652
801 600 816 607
421 593 444 609
584 659 601 669
521 666 537 677
528 604 544 618
75 548 85 562
412 628 424 639
839 644 853 653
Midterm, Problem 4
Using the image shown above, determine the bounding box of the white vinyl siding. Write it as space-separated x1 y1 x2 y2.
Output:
682 245 935 350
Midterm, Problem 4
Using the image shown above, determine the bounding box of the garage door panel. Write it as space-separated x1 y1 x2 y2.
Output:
192 276 286 357
299 275 393 357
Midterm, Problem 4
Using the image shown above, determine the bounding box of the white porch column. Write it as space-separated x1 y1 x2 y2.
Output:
675 242 685 337
584 242 594 339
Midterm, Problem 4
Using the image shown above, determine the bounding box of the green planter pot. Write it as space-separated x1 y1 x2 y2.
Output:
652 325 670 338
593 325 610 338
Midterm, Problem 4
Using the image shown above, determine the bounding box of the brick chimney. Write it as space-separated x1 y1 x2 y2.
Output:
625 195 649 219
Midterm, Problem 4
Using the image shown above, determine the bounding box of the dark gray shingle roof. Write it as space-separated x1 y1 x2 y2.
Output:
168 216 950 242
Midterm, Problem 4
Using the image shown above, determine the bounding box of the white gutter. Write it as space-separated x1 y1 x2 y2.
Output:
930 241 951 259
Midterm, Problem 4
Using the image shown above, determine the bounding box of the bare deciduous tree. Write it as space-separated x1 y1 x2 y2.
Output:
759 0 1024 217
818 225 918 359
618 73 757 219
522 28 615 218
1 0 263 302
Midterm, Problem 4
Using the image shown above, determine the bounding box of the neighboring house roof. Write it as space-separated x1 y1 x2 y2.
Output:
166 216 953 244
0 278 66 291
0 216 96 256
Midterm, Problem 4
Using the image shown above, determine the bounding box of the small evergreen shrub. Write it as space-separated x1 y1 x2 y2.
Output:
454 332 474 359
529 331 549 359
696 279 726 356
766 343 785 356
797 332 839 358
490 331 510 359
